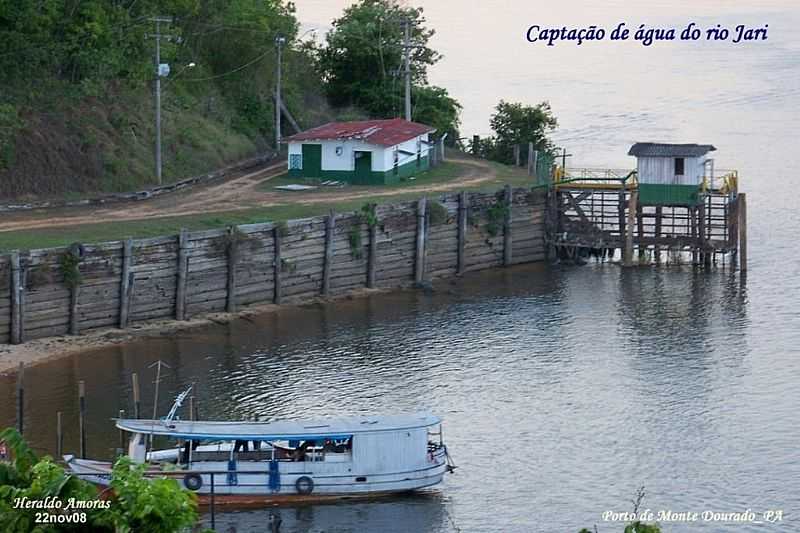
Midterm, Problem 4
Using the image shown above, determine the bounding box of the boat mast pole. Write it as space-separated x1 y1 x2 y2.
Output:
147 360 170 455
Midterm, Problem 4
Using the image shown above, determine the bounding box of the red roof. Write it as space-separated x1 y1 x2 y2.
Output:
283 118 435 147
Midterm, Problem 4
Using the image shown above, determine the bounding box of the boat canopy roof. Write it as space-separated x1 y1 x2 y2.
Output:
115 412 441 441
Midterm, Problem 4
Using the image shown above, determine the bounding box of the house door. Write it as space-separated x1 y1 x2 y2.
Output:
301 144 322 177
354 151 372 184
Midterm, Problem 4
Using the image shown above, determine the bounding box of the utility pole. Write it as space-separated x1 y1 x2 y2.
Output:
275 35 286 149
148 17 173 185
403 19 412 121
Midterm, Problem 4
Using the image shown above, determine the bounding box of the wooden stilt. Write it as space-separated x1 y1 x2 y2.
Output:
78 380 86 459
132 372 140 419
322 211 335 296
273 226 282 304
654 206 663 264
56 412 63 457
415 198 427 283
457 191 467 274
119 238 133 327
739 193 747 272
176 230 188 321
623 191 637 266
503 184 513 266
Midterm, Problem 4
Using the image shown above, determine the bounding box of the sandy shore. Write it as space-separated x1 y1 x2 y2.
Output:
0 287 391 376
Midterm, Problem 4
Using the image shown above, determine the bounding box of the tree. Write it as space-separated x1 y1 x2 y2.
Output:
318 0 440 111
316 0 461 138
411 85 461 145
486 100 557 164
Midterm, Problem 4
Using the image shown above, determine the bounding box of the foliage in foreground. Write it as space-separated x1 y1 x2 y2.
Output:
0 427 198 532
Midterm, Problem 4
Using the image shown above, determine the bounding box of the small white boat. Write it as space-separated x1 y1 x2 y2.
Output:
65 412 454 505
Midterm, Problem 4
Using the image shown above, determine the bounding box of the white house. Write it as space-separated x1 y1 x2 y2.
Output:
283 119 436 185
628 142 716 206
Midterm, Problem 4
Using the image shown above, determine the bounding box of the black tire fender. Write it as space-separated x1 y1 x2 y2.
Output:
184 473 203 491
295 475 314 495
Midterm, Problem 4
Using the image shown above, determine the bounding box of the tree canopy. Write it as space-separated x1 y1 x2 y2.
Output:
473 100 558 165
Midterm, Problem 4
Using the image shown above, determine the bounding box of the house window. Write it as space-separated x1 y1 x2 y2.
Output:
289 154 302 170
674 157 685 176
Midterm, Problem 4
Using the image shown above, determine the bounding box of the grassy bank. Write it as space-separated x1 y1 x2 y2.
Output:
0 158 537 251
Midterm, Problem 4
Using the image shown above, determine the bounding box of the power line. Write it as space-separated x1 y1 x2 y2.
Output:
180 47 275 82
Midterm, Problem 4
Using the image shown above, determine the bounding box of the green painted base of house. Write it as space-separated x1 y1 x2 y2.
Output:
638 184 702 206
289 156 430 185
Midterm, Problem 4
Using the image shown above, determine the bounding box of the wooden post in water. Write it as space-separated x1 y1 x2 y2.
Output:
690 206 699 265
739 193 747 272
617 191 627 261
226 226 238 313
16 362 24 434
10 252 22 345
367 222 377 288
189 396 195 421
415 198 427 284
176 230 188 321
636 203 645 261
322 211 335 296
273 226 283 304
503 184 513 266
697 202 707 267
118 409 126 452
56 412 63 458
132 372 141 419
654 206 663 264
457 191 468 275
623 191 637 266
119 238 133 328
729 196 739 269
78 380 86 459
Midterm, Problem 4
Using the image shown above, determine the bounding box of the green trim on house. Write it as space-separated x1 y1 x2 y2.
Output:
290 154 430 185
638 183 702 206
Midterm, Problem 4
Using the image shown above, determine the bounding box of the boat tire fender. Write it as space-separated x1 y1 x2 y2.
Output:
184 473 203 491
295 476 314 495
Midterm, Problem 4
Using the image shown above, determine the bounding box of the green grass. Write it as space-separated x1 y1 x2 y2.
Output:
0 156 542 251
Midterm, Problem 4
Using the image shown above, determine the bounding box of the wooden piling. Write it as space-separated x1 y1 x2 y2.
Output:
16 362 24 434
623 191 637 266
119 238 133 328
176 230 188 321
132 372 140 419
636 203 645 260
367 223 377 288
690 206 699 265
78 380 86 459
457 191 467 275
226 226 238 313
189 396 195 421
69 284 80 335
617 191 627 261
729 196 739 269
503 184 513 266
739 193 747 272
273 226 282 304
10 252 22 345
697 203 708 267
119 409 126 452
322 211 335 296
654 206 663 264
56 412 63 457
415 198 427 283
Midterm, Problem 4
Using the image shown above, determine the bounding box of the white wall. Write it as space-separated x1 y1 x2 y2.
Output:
636 155 705 185
353 429 428 473
288 132 430 173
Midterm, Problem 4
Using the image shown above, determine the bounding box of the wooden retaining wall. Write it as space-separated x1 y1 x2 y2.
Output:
1 187 546 344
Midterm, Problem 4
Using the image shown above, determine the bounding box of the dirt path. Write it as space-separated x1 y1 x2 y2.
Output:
0 156 497 233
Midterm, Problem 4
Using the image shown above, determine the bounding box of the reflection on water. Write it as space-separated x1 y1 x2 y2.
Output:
3 261 795 532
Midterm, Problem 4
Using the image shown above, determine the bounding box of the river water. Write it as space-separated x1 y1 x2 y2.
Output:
2 1 800 532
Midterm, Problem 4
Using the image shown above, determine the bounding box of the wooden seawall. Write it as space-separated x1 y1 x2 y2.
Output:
0 187 546 344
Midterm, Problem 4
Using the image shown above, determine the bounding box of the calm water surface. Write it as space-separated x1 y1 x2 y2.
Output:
2 1 799 532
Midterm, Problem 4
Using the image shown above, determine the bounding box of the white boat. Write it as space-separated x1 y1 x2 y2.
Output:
65 412 454 505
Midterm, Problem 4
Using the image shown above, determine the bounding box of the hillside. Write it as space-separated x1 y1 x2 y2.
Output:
0 1 361 200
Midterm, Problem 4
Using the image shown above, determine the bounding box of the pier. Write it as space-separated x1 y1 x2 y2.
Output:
544 167 744 268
